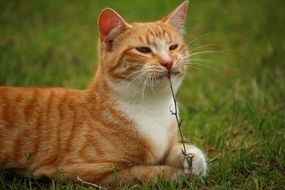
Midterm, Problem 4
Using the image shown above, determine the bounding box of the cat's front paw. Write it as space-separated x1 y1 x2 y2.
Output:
182 146 207 177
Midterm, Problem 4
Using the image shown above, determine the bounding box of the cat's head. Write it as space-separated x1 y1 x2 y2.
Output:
97 1 189 97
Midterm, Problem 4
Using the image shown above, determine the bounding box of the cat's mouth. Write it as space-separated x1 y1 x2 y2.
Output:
171 71 182 76
156 71 182 80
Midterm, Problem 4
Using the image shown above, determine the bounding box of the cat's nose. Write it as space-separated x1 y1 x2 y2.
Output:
161 61 173 72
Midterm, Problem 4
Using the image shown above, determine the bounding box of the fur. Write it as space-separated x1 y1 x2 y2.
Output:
0 1 207 186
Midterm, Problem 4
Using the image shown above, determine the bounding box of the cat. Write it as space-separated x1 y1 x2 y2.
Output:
0 0 207 186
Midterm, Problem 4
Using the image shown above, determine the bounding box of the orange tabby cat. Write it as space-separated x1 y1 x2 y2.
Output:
0 1 207 186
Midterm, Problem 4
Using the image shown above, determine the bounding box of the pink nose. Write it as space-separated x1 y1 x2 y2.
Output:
161 61 173 72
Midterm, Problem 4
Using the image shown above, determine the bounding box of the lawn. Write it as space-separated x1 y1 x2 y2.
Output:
0 0 284 189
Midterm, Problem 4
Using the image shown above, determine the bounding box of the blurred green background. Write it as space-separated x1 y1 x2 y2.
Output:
0 0 284 189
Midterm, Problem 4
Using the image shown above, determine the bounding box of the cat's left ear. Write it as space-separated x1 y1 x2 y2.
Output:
162 0 189 33
98 8 131 51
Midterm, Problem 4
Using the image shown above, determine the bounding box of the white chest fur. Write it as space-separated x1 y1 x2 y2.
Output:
118 96 175 161
109 73 182 161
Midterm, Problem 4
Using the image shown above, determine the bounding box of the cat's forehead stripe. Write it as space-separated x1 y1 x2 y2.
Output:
139 36 145 44
145 25 173 45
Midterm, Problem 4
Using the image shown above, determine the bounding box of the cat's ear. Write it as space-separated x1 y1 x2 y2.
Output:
98 8 131 51
162 0 189 33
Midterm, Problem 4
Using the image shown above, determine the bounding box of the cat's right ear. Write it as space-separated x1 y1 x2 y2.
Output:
162 0 189 33
98 8 131 51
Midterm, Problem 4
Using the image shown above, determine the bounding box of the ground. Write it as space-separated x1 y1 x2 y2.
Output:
0 0 284 189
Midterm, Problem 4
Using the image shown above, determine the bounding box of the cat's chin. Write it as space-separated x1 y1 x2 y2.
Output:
157 73 168 81
149 72 183 90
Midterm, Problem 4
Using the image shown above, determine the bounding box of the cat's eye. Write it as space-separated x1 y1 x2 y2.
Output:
135 47 152 54
169 44 179 51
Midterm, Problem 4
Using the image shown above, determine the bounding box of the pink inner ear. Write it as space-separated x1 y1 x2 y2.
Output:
164 1 189 32
168 12 185 31
98 9 127 44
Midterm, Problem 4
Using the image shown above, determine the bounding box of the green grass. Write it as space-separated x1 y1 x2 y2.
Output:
1 0 285 189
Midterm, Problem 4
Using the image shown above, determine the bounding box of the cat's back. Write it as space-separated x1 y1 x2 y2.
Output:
0 86 82 116
0 86 87 168
0 86 87 127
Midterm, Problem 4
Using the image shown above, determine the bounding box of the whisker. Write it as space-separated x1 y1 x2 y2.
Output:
141 74 149 101
182 57 223 70
187 32 217 47
118 70 145 88
188 50 229 58
121 71 146 97
185 61 220 73
151 73 157 95
189 58 222 65
150 72 155 95
119 66 153 82
189 44 221 53
187 65 208 78
125 72 145 89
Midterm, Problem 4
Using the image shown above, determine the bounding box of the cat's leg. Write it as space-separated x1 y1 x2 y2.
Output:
35 163 180 186
101 165 181 186
164 144 207 176
30 163 114 182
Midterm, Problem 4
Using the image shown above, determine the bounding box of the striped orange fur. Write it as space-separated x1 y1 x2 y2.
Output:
0 1 207 186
